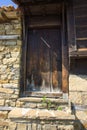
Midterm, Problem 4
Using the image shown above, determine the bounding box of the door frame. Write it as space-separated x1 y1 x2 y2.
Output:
21 2 69 97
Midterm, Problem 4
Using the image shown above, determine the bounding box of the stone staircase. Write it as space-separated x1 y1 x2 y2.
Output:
7 95 76 130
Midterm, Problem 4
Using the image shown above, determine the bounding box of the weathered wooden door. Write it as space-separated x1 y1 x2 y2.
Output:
26 28 62 92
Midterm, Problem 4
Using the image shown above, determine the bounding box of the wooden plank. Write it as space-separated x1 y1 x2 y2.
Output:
73 0 87 6
77 40 87 48
70 50 87 57
76 27 87 38
0 35 20 40
77 38 87 40
29 16 61 28
67 0 77 52
62 3 69 93
21 14 28 93
19 0 63 6
75 16 87 26
74 6 87 17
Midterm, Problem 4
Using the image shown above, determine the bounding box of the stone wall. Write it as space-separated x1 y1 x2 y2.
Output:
69 59 87 130
0 18 22 106
69 58 87 106
69 74 87 105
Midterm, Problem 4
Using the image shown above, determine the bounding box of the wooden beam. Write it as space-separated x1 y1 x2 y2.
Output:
67 0 77 53
76 38 87 41
28 16 61 28
62 2 69 94
0 35 20 40
19 0 63 6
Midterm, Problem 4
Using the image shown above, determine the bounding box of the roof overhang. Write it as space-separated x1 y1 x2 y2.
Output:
12 0 65 16
12 0 65 6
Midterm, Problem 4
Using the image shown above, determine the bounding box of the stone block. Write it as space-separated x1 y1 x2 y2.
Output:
24 103 37 108
5 24 13 30
3 58 17 65
5 53 11 58
82 93 87 105
69 92 82 105
58 125 74 130
17 40 22 45
37 124 41 130
11 52 19 58
0 88 14 94
5 41 17 46
45 125 51 130
32 123 36 130
0 25 4 30
3 84 18 89
50 125 57 130
0 65 7 72
0 55 4 60
0 47 5 52
5 100 10 106
0 111 8 119
69 74 87 91
0 80 9 84
6 29 21 35
0 127 3 130
9 122 17 130
1 75 8 80
10 94 19 99
27 124 31 130
17 123 27 130
0 99 5 106
14 24 22 29
16 101 24 107
10 101 16 107
0 30 5 35
11 20 21 24
0 121 8 127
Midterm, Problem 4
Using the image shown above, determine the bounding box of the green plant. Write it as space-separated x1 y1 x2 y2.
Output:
42 96 52 110
57 106 63 111
47 99 51 110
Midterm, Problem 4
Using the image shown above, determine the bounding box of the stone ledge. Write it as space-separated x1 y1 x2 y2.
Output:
18 97 68 104
8 108 75 121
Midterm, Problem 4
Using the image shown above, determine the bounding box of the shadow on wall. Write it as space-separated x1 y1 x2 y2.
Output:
71 103 87 130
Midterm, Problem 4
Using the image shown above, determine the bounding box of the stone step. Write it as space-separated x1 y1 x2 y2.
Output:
8 108 75 130
16 97 69 110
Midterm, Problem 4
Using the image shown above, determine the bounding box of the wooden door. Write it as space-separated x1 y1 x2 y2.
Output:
26 28 62 92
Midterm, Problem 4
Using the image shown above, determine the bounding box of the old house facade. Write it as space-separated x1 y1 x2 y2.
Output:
0 0 87 129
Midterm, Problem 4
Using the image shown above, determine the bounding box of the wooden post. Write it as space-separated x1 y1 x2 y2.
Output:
62 2 69 94
21 8 28 94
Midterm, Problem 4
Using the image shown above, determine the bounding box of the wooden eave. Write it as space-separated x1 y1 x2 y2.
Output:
12 0 65 6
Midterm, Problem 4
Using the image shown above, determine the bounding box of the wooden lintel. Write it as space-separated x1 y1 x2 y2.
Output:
0 35 20 40
28 16 61 28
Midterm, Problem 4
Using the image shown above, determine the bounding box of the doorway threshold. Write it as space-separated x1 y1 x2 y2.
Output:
24 91 63 98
